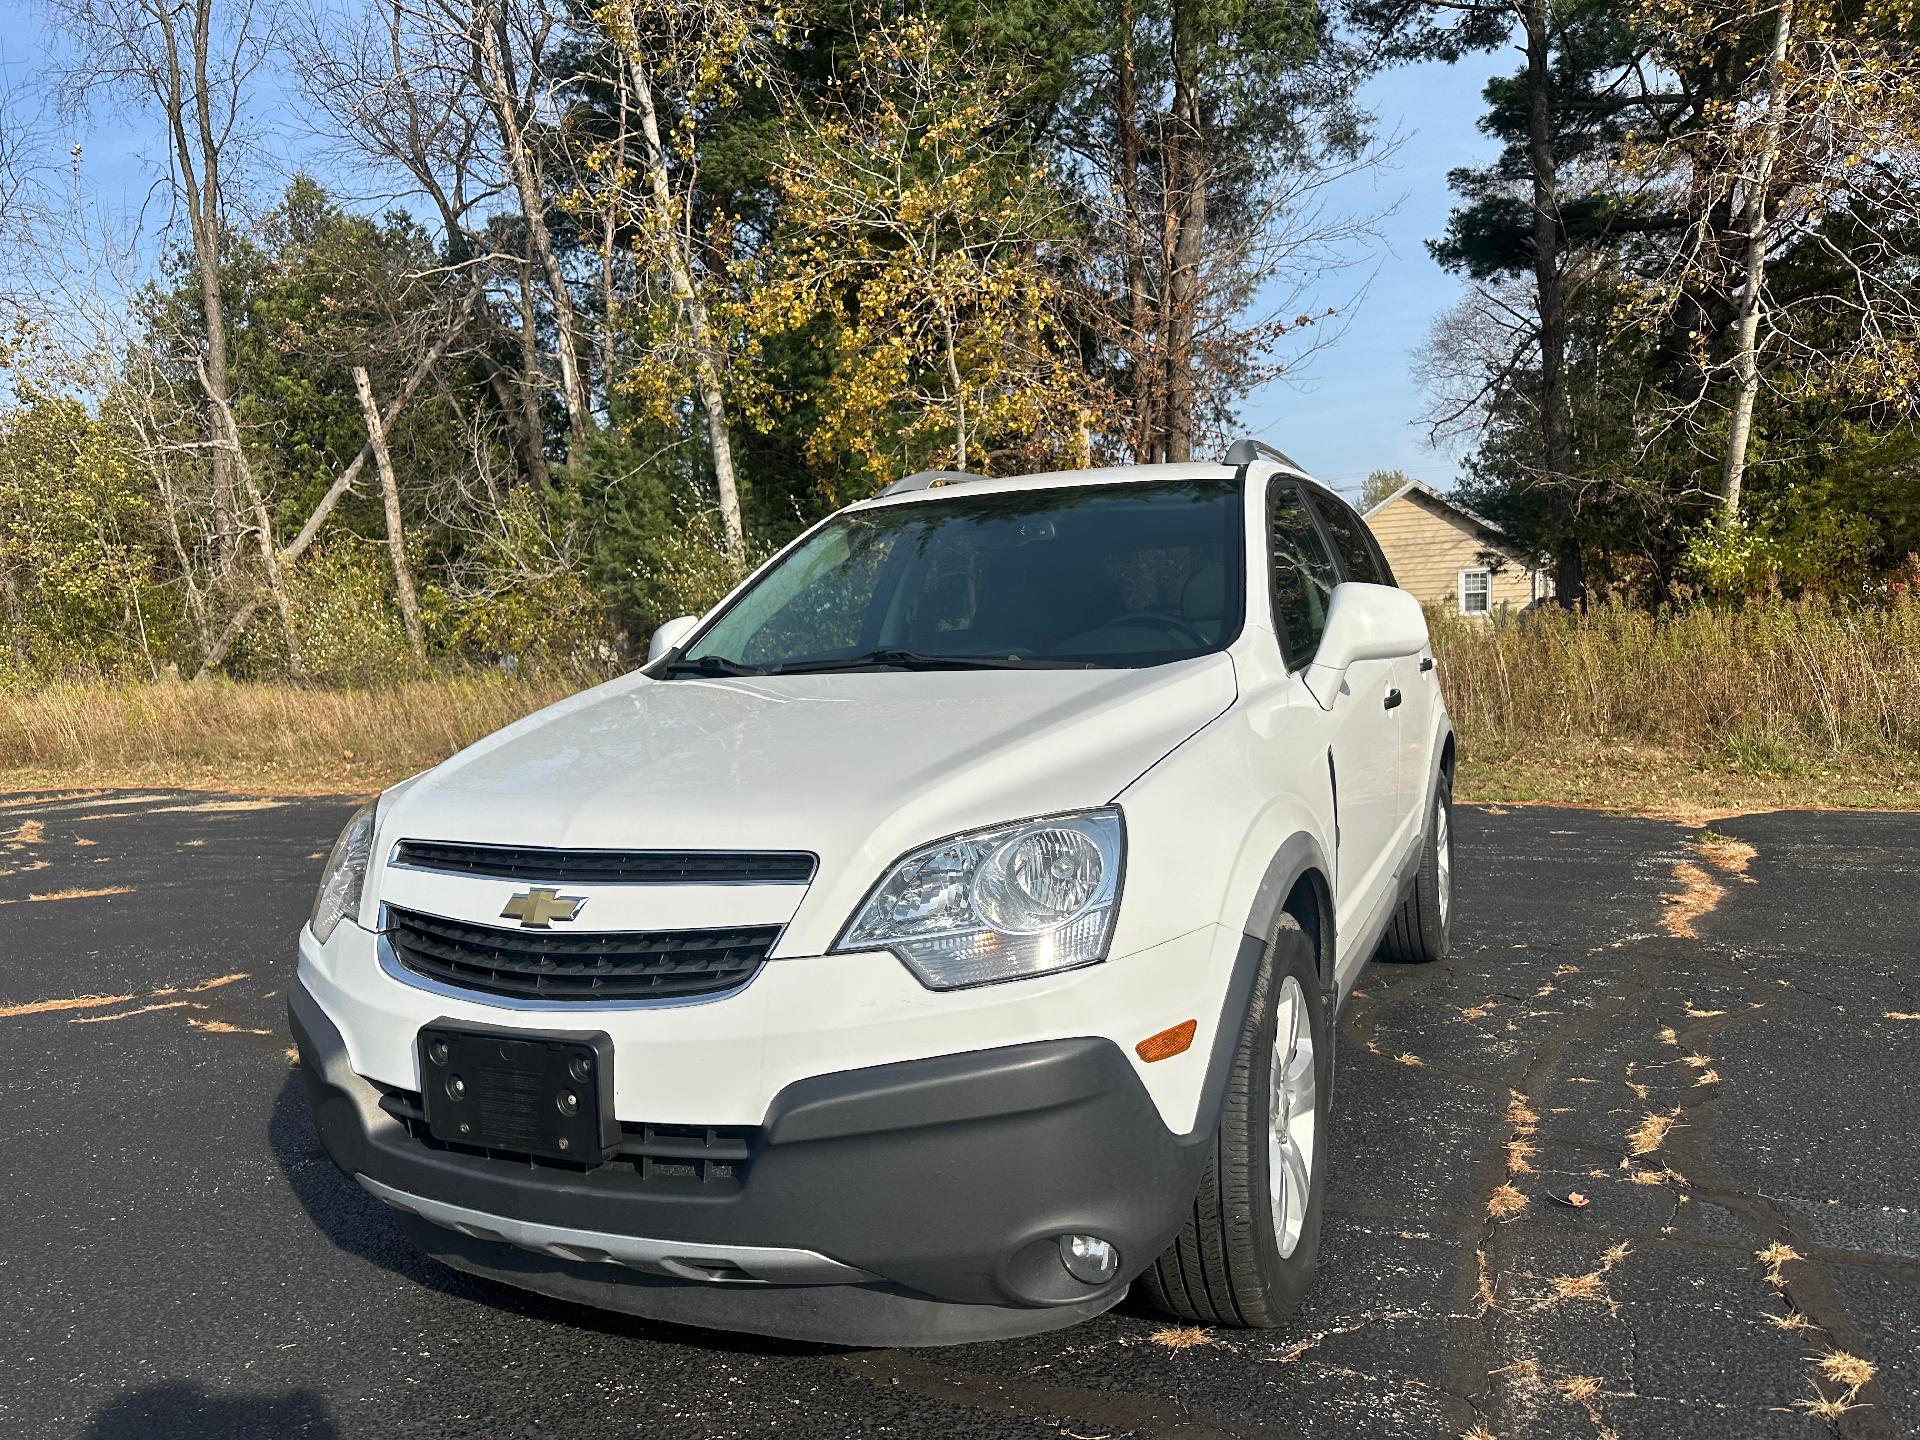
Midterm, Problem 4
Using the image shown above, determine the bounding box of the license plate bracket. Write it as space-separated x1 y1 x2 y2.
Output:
418 1021 617 1164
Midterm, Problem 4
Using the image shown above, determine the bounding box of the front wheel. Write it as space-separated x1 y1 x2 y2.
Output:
1379 770 1454 965
1141 919 1331 1327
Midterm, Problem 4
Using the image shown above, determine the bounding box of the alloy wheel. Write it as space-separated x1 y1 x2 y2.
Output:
1268 974 1318 1259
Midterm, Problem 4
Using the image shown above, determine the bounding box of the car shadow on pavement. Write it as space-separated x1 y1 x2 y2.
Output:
266 1070 855 1359
267 1069 477 1304
85 1382 337 1438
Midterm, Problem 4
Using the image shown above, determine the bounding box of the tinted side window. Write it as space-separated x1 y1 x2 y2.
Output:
1309 490 1387 585
1268 483 1340 666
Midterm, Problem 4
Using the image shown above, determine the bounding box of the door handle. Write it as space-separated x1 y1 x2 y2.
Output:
1419 657 1435 673
1383 688 1403 711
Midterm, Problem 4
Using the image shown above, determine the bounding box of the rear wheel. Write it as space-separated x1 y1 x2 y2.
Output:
1141 918 1330 1327
1379 769 1453 965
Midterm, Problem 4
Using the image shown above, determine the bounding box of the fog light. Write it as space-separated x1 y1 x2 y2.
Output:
1058 1233 1118 1285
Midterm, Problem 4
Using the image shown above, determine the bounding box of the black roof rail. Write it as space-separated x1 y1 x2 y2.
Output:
877 468 991 497
1223 438 1307 472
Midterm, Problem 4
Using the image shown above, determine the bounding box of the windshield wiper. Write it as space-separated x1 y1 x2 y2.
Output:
659 654 766 677
771 648 1062 674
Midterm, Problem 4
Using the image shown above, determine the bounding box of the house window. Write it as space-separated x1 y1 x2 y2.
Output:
1459 568 1492 616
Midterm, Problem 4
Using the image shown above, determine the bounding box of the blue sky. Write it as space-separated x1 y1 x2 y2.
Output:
4 9 1505 500
1244 57 1507 498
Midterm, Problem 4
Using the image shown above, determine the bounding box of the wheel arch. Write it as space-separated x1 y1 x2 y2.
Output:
1240 830 1337 986
1177 829 1334 1146
1277 869 1332 991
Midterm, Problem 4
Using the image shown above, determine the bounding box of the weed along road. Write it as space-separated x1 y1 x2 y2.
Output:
2 789 1916 1440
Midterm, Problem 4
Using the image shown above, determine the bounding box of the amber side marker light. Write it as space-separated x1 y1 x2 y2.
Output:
1135 1019 1198 1063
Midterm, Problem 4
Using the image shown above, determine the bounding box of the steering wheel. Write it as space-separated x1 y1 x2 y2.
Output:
1092 610 1210 647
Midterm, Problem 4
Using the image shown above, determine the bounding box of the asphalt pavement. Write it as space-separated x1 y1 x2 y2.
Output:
1 789 1916 1439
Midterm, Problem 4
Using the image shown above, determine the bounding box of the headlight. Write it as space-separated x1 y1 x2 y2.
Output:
835 809 1124 989
310 801 377 943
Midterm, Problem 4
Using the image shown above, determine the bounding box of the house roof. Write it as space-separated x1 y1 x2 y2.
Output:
1364 478 1512 542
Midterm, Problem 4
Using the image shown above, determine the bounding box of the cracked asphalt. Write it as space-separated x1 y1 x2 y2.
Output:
1 789 1916 1439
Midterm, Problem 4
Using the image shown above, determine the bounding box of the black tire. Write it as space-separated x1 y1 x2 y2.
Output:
1141 917 1332 1327
1378 769 1453 965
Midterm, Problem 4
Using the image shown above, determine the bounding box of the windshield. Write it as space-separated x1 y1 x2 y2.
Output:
669 478 1244 675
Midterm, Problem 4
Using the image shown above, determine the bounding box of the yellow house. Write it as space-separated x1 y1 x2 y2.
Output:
1363 480 1553 616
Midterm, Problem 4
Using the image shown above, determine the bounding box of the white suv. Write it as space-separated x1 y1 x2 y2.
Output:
291 450 1455 1346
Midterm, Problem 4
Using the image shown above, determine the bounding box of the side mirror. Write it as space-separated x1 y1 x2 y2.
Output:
1301 583 1427 710
647 615 700 663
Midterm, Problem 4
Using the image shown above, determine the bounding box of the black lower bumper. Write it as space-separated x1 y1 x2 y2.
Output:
289 977 1212 1345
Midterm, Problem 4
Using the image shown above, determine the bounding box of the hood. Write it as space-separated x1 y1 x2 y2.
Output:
375 656 1237 948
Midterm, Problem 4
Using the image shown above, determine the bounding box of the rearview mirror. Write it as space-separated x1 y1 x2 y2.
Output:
1301 583 1427 710
647 615 700 663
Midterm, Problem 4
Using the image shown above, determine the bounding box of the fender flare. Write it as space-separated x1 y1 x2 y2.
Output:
1181 830 1335 1142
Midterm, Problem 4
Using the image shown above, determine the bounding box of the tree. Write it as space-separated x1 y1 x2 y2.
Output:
1350 0 1670 607
470 0 592 459
585 0 780 560
1083 0 1385 463
1613 0 1920 524
743 18 1102 492
45 0 294 646
1361 468 1411 510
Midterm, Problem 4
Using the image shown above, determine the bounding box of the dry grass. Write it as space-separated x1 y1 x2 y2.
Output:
187 1017 271 1036
1660 862 1725 938
4 595 1919 808
0 991 136 1019
1538 1242 1633 1308
1147 1325 1215 1350
1798 1350 1877 1419
1757 1242 1804 1289
0 885 136 906
0 672 578 793
1695 833 1758 876
1627 1109 1680 1156
1488 1183 1529 1220
1435 596 1920 812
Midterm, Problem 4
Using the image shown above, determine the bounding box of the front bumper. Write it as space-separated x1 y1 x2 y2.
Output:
290 976 1215 1345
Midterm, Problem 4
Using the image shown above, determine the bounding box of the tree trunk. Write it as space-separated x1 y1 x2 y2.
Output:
156 0 239 581
353 367 428 663
483 351 552 492
0 511 25 668
1721 0 1796 524
598 57 629 416
202 370 302 675
513 257 555 485
942 305 968 470
193 289 475 677
1521 0 1583 608
627 50 745 560
1113 0 1155 462
476 2 588 460
1163 0 1206 462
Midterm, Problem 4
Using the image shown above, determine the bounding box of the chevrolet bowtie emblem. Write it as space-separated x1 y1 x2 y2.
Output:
500 887 586 929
